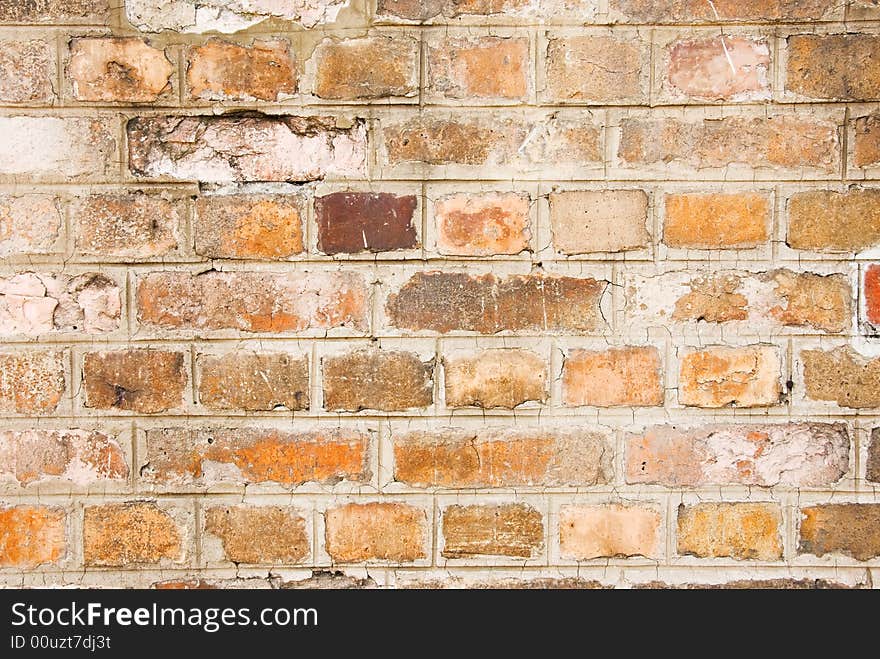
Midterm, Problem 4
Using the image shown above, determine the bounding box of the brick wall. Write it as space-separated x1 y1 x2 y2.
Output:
1 0 879 590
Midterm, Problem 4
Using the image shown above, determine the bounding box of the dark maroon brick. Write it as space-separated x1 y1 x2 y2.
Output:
315 192 418 255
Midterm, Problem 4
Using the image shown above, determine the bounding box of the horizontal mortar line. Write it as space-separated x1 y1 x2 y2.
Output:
6 178 880 186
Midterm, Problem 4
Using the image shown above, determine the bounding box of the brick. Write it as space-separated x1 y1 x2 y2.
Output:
866 265 880 327
386 272 606 334
428 36 529 101
68 38 173 103
637 579 858 590
664 37 770 101
786 35 880 101
0 429 128 487
125 0 349 31
677 503 782 560
626 423 850 487
609 0 838 23
0 506 65 568
663 193 770 249
854 112 880 168
562 346 663 407
0 116 117 180
545 36 646 104
0 40 55 103
548 190 649 254
0 195 62 257
444 349 546 409
768 270 851 333
802 346 880 409
0 0 109 23
393 427 613 488
618 115 839 173
198 352 309 411
128 115 366 182
315 192 418 255
442 503 543 558
867 428 880 483
83 350 186 414
204 506 309 564
83 502 182 567
136 271 368 334
194 193 305 260
142 427 370 487
187 38 296 102
313 36 418 100
322 348 433 412
0 272 120 336
434 192 530 256
0 351 65 415
72 193 181 258
280 571 376 589
377 0 598 21
679 345 781 408
788 189 880 252
799 504 880 560
559 505 660 560
325 502 426 563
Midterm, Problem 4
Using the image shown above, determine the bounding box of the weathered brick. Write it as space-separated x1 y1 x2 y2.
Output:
0 117 117 180
428 36 529 101
325 502 426 563
626 423 850 487
610 0 838 23
0 40 55 103
187 39 296 101
559 504 661 560
637 578 858 590
83 502 182 567
663 193 770 249
664 37 770 101
83 350 186 413
0 429 128 487
393 427 613 488
677 503 782 560
378 0 598 21
198 352 309 411
768 270 851 333
386 272 606 334
0 351 65 415
434 192 530 256
548 190 649 254
128 115 366 182
68 38 173 103
618 115 839 173
442 503 543 558
0 0 109 23
315 192 418 255
0 272 120 336
866 264 880 328
854 112 880 168
802 346 880 409
136 271 368 333
562 346 663 407
867 428 880 483
194 193 305 260
323 349 433 412
71 193 182 258
799 504 880 560
205 506 309 564
545 36 646 104
444 349 546 409
142 427 370 488
788 189 880 252
0 195 62 257
679 345 781 408
786 35 880 101
0 506 65 568
313 36 419 100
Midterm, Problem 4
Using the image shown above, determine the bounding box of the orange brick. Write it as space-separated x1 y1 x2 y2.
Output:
442 503 543 558
83 502 183 567
664 37 770 101
786 34 880 101
0 350 65 415
562 346 663 407
679 345 781 408
677 502 782 560
799 505 880 561
559 505 661 560
83 349 186 414
434 192 530 256
788 189 880 252
0 505 66 568
444 349 546 409
802 346 880 408
204 506 309 564
428 36 529 101
545 35 646 103
325 503 427 563
313 36 418 100
198 352 309 411
68 37 173 102
663 193 770 248
187 38 297 101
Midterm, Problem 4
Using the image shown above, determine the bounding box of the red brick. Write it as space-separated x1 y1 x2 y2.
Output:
187 38 297 101
322 349 433 412
82 349 186 414
663 193 770 248
562 346 663 407
315 192 418 255
802 346 880 408
665 37 770 101
786 35 880 101
434 192 530 256
866 264 880 326
545 35 646 103
610 0 838 23
325 502 427 563
428 36 529 101
442 503 543 558
0 505 66 568
83 502 183 567
313 36 418 100
0 350 65 415
0 0 109 23
799 504 880 560
549 190 649 254
68 37 174 103
198 352 309 412
677 502 783 560
0 40 55 103
788 189 880 252
0 195 62 257
204 506 309 564
679 345 781 408
559 505 661 560
444 349 546 409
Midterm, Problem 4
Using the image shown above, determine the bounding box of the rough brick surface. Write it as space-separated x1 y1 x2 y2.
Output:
802 346 880 408
559 504 660 560
854 112 880 168
799 505 880 560
610 0 838 23
677 503 783 560
443 349 546 409
429 36 529 101
83 502 182 567
204 506 309 564
786 35 880 101
313 36 419 100
0 506 66 568
325 503 426 563
679 345 781 408
187 39 297 102
0 39 55 103
442 503 543 558
323 349 433 411
663 193 770 248
867 428 880 483
562 346 663 407
0 350 65 415
0 195 62 256
664 37 770 102
434 192 530 256
198 352 309 411
315 192 418 254
68 37 174 102
788 189 880 252
548 190 649 254
83 349 186 413
545 35 645 104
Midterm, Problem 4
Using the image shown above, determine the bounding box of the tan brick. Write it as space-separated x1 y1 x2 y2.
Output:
559 504 661 560
799 504 880 560
0 0 109 23
0 195 62 257
428 36 529 101
315 192 418 255
444 349 546 409
663 193 770 249
205 506 309 564
664 37 770 101
68 37 173 103
677 503 783 560
786 34 880 101
125 0 348 31
679 345 781 408
83 349 186 414
83 502 182 567
788 189 880 252
0 351 64 415
442 503 543 558
187 38 297 101
610 0 838 22
768 270 850 333
378 0 598 21
313 36 418 100
198 352 308 412
802 346 880 409
854 112 880 168
548 190 649 254
434 192 530 256
322 348 433 412
325 502 427 563
562 346 663 407
0 40 55 103
0 505 66 568
72 193 181 258
545 35 646 103
393 427 612 488
871 428 880 483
